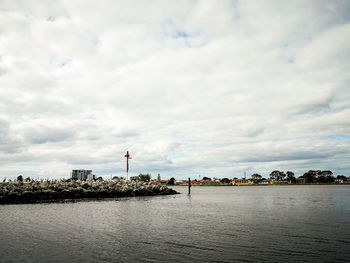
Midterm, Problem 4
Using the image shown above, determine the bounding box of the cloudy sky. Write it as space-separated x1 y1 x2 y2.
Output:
0 0 349 180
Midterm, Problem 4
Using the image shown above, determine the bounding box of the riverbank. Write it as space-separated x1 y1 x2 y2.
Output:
0 180 179 204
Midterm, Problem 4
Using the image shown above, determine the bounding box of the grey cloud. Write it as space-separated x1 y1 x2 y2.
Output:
290 93 334 116
240 151 334 163
23 127 75 144
0 0 349 179
0 119 23 154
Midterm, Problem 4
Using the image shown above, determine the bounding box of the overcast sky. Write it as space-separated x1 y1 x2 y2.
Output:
0 0 349 180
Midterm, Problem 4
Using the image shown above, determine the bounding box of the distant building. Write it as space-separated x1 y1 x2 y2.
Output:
71 170 94 181
232 178 253 185
157 173 161 181
158 180 168 184
198 180 217 185
175 180 186 185
87 173 95 181
259 179 271 184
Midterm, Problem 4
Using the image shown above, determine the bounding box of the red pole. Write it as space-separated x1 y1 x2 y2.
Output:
126 156 129 173
124 151 131 181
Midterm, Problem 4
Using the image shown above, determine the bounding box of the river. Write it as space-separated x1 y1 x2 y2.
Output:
0 185 349 262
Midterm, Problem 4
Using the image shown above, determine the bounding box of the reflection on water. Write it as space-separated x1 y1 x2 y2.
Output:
0 185 349 262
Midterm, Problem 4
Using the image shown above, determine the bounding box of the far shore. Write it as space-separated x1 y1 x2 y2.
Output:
170 183 350 186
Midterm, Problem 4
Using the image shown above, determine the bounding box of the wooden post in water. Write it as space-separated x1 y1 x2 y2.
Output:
188 177 191 195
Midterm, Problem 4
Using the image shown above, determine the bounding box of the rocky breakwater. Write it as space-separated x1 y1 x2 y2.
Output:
0 180 179 204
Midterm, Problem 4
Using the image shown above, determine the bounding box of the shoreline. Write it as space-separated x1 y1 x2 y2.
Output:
171 183 350 187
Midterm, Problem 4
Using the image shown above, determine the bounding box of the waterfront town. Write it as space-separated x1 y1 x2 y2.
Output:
67 169 349 185
2 168 348 186
2 168 347 205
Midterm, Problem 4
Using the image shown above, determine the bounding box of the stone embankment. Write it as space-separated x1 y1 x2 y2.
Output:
0 180 179 204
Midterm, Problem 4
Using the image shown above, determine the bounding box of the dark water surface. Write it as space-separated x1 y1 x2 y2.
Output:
1 185 349 262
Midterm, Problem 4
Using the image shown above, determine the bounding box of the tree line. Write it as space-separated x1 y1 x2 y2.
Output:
250 170 347 184
10 171 346 185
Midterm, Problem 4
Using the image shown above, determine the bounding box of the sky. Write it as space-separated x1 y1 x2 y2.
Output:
0 0 349 180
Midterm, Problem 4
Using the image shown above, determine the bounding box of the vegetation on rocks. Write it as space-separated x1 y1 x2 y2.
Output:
0 179 179 204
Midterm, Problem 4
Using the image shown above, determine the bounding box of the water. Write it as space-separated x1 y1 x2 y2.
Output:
0 185 349 263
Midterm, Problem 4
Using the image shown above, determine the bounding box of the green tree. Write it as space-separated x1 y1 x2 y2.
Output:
220 178 231 184
269 170 285 182
302 170 320 183
96 176 104 182
251 173 262 184
137 174 151 182
337 175 347 181
303 170 334 183
286 171 296 183
320 170 334 183
167 177 175 185
202 177 211 181
17 175 23 182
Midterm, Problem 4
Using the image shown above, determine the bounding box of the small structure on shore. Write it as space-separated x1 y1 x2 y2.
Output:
71 170 95 181
232 178 252 185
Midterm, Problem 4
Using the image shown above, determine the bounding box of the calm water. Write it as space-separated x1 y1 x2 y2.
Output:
0 185 349 262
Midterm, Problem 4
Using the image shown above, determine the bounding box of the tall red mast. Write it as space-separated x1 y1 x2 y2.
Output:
124 151 132 181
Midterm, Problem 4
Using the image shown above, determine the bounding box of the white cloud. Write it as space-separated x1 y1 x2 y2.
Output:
0 0 349 179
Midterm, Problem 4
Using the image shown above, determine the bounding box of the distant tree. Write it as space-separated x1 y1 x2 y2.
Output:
137 174 151 182
269 171 285 182
319 170 334 183
25 177 31 182
326 175 335 183
17 175 23 182
251 173 262 184
96 176 104 182
337 175 347 181
302 170 334 183
168 177 175 185
202 177 211 181
302 171 314 183
317 175 327 183
302 170 320 183
320 170 333 177
286 171 296 183
220 178 231 184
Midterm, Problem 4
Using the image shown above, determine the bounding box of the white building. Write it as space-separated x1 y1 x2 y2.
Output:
71 170 94 181
87 173 95 181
